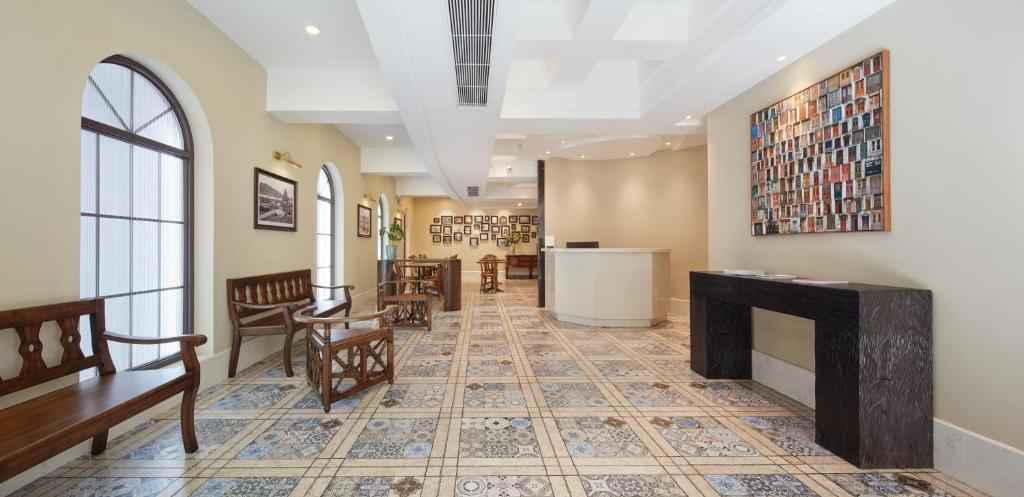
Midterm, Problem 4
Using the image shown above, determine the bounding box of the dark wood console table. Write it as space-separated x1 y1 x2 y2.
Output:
505 254 538 279
378 259 461 311
689 271 932 468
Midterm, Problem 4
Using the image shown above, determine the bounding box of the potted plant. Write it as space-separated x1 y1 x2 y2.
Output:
507 231 522 254
379 220 405 260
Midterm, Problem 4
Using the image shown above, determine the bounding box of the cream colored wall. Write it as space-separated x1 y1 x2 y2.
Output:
706 0 1024 449
406 197 539 262
0 0 397 368
545 148 708 299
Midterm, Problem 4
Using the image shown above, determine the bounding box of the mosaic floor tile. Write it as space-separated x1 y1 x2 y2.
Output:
323 476 425 497
459 417 541 458
539 382 611 408
123 419 252 459
575 341 628 356
192 477 299 497
613 382 692 407
207 383 295 410
51 477 175 497
704 474 817 496
625 342 681 356
261 359 306 378
517 330 557 342
380 383 447 409
236 417 344 459
578 474 685 497
824 473 953 497
590 359 655 378
412 343 457 356
463 382 527 408
528 359 586 377
740 416 831 456
454 475 554 497
648 358 695 377
421 331 460 343
467 359 517 377
347 418 438 459
522 343 568 356
648 416 759 457
554 417 650 458
468 342 513 356
292 387 371 410
399 359 453 377
469 329 507 340
688 382 776 407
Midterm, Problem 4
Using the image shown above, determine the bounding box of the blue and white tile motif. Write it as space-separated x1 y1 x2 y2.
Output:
323 476 424 497
705 474 817 496
207 383 295 410
52 478 175 497
123 419 252 459
614 382 692 407
539 382 610 408
555 417 650 458
823 473 952 497
292 388 370 410
578 474 685 497
649 416 759 457
740 416 831 456
192 477 300 497
236 418 344 459
347 418 438 459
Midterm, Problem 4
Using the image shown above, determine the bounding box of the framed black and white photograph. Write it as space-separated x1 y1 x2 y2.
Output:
430 224 442 234
357 204 372 238
454 232 463 241
521 234 530 243
501 225 510 235
490 216 499 223
441 215 453 225
510 224 518 232
254 168 297 231
470 237 478 247
433 217 440 223
464 226 472 234
454 216 463 224
475 215 484 223
532 216 539 225
497 237 508 247
442 225 453 235
443 235 452 244
481 223 490 231
480 233 489 241
432 234 441 243
491 225 499 233
519 215 531 224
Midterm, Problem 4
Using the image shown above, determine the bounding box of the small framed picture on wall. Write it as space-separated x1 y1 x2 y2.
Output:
430 224 442 234
432 235 441 243
454 216 464 224
463 226 472 234
254 168 298 231
433 217 440 223
499 216 507 224
474 215 484 223
521 234 530 243
519 215 531 224
501 225 510 235
490 216 499 223
496 237 508 247
443 235 452 244
531 216 538 225
441 215 453 225
481 223 490 231
442 225 453 235
470 237 478 247
356 204 372 238
454 232 463 241
480 233 489 241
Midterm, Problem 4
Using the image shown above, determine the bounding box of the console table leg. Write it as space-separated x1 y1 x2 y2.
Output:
690 294 752 379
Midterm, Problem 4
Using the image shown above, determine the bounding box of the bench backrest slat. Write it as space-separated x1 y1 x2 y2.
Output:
0 299 109 396
226 270 316 324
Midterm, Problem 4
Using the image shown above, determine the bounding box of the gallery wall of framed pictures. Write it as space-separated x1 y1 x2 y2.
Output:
750 50 889 235
424 211 539 254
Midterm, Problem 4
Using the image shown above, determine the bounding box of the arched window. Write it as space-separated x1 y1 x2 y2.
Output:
80 55 193 370
376 194 389 260
316 166 335 300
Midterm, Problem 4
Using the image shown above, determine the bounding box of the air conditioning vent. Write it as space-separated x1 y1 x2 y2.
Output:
448 0 494 107
467 186 480 197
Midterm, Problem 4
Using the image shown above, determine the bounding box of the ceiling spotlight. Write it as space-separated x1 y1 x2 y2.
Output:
305 25 321 35
385 135 394 141
685 115 692 119
629 152 635 157
579 155 585 159
776 55 787 62
560 140 566 144
665 141 672 146
517 202 523 207
545 150 550 154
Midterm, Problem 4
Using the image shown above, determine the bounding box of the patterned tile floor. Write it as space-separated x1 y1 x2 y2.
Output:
9 279 987 497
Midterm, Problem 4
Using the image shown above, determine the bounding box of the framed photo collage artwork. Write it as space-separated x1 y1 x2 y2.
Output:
429 214 538 247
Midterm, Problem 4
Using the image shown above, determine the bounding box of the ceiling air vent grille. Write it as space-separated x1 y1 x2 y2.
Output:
448 0 494 107
467 186 480 197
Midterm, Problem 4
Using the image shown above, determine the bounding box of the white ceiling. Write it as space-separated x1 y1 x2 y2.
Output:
189 0 896 207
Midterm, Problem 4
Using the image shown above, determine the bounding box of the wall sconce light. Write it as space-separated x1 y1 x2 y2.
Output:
272 151 302 168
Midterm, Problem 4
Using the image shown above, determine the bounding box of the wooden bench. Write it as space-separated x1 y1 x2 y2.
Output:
0 299 207 483
226 270 352 377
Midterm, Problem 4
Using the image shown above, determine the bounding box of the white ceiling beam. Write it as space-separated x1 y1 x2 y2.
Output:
396 177 448 197
549 0 639 87
361 148 430 176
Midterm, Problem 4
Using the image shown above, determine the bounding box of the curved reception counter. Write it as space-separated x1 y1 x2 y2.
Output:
543 248 670 327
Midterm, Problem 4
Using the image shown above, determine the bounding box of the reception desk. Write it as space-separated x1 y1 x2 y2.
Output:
544 248 670 327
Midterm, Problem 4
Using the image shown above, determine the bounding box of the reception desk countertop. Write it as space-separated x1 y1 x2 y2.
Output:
543 248 670 327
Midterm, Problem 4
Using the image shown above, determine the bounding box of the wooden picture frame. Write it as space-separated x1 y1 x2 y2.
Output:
521 234 530 243
519 215 531 224
432 234 442 243
356 204 372 238
480 233 489 241
454 232 463 241
443 235 452 244
441 215 453 225
454 216 464 224
442 225 453 235
470 237 479 247
474 215 484 223
254 168 297 231
430 224 442 234
464 226 472 234
496 237 508 247
750 50 890 235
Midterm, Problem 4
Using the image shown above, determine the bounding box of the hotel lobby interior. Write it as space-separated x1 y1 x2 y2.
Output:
1 1 1021 496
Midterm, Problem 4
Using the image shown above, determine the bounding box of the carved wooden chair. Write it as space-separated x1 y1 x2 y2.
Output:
378 262 433 330
0 299 206 483
293 305 397 413
478 254 503 293
226 270 353 377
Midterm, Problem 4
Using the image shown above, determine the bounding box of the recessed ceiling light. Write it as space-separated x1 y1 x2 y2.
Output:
560 140 566 144
545 150 550 154
305 25 321 35
517 202 523 207
776 55 787 62
579 155 585 159
665 141 671 146
685 115 692 119
629 152 635 156
385 135 394 141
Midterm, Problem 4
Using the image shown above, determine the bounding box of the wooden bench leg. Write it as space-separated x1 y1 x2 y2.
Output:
387 336 395 384
344 306 351 329
91 430 108 455
180 385 199 453
228 328 242 378
426 300 432 331
282 329 295 377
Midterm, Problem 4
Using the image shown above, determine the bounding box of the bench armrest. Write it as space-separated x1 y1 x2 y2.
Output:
102 332 207 374
311 284 354 301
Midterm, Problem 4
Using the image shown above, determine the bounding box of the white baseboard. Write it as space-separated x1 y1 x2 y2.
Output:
0 334 288 497
751 350 816 408
934 418 1024 497
669 298 690 320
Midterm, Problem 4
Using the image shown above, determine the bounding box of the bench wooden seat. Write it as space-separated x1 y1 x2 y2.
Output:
227 270 353 377
0 299 206 483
